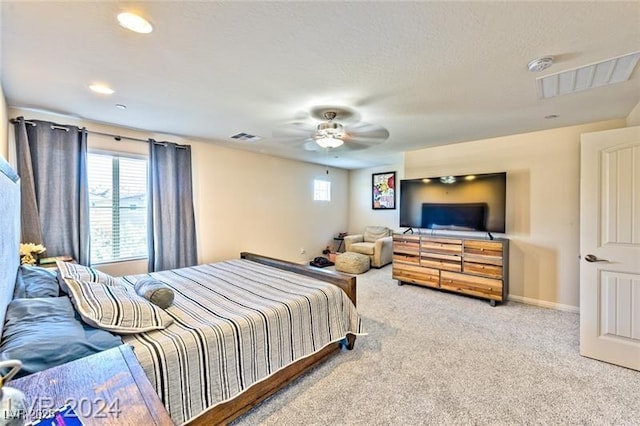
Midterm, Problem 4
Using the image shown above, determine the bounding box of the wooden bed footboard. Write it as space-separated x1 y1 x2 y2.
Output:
184 252 358 425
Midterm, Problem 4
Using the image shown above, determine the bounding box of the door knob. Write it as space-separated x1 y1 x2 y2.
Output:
584 254 609 263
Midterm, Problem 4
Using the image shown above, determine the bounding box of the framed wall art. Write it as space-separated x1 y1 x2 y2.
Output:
372 171 396 210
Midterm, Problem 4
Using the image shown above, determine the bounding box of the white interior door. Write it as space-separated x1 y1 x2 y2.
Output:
580 126 640 371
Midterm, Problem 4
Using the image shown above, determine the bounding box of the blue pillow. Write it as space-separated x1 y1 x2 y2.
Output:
0 297 123 378
13 265 60 298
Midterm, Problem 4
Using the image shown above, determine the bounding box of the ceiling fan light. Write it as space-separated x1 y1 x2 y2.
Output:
316 137 344 149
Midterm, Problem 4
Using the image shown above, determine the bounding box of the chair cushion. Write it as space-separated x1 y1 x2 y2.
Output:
335 252 370 274
349 242 375 255
364 226 390 242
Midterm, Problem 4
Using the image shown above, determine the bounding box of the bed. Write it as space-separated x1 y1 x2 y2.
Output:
0 156 362 425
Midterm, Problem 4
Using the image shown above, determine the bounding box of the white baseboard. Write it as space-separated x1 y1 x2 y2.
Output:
508 294 579 313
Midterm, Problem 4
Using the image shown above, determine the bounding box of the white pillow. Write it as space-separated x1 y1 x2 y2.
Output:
64 278 173 334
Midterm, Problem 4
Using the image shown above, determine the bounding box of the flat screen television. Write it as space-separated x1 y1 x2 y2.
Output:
399 172 506 233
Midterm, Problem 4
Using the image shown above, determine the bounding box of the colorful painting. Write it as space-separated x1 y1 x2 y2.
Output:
372 171 396 209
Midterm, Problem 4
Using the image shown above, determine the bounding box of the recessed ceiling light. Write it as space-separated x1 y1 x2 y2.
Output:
527 57 554 73
117 12 153 34
89 84 114 95
115 104 127 110
544 114 559 119
465 175 476 181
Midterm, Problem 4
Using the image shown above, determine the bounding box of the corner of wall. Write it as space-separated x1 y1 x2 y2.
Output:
626 100 640 127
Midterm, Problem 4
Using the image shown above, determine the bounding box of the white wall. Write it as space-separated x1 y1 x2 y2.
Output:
398 120 626 310
8 108 349 275
0 84 7 160
348 163 404 234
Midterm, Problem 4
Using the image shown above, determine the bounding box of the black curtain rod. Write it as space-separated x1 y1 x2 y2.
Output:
9 117 189 148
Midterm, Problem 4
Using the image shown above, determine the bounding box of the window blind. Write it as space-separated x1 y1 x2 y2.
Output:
88 153 148 263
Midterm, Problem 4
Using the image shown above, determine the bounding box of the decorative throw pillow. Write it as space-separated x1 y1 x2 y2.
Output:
56 261 120 293
56 260 120 284
65 278 173 334
13 265 60 298
134 277 175 309
0 297 122 378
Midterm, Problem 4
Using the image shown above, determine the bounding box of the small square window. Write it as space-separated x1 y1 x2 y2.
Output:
313 179 331 201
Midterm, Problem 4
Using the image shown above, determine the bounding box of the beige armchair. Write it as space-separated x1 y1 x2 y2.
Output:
344 226 393 268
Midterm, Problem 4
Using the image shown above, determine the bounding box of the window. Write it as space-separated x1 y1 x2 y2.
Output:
88 153 148 263
313 179 331 201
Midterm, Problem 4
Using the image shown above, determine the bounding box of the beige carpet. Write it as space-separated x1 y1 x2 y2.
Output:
232 266 639 425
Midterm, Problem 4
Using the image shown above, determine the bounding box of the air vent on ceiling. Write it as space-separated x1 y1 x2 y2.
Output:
230 132 262 141
536 51 640 99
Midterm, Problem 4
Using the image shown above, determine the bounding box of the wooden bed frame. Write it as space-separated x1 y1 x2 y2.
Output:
0 156 358 426
185 252 358 425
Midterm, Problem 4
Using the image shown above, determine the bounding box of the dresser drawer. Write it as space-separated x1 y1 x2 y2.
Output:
463 261 503 279
463 240 503 257
393 235 420 254
421 256 461 272
393 263 440 288
393 253 420 265
420 238 462 256
440 271 503 301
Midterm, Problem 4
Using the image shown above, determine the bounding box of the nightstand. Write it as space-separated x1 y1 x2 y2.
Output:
36 255 74 269
11 345 173 425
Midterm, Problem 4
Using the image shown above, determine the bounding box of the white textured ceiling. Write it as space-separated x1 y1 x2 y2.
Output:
1 1 639 169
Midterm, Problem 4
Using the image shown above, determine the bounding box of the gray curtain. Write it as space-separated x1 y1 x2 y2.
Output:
13 117 90 265
148 140 197 272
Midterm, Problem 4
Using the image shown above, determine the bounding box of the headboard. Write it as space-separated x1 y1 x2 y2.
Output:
0 156 20 341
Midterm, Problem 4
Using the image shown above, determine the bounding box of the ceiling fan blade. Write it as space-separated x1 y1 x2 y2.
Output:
302 140 320 151
272 122 315 140
345 121 390 141
341 137 385 151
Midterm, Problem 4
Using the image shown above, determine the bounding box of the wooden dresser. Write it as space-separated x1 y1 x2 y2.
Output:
11 344 174 425
393 233 509 306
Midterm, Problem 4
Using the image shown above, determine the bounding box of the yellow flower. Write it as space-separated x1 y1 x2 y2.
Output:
19 243 46 265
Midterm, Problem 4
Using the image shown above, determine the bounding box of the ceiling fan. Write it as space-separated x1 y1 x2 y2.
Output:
274 106 390 151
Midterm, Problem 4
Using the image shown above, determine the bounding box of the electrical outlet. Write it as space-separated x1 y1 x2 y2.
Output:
300 248 306 254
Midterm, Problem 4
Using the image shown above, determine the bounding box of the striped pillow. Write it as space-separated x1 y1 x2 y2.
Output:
65 278 173 334
56 261 120 286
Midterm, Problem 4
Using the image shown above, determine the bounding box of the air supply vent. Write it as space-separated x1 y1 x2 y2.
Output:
536 51 640 99
230 132 262 141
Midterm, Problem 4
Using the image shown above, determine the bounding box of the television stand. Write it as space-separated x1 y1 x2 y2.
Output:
403 227 414 234
392 233 509 306
487 231 494 240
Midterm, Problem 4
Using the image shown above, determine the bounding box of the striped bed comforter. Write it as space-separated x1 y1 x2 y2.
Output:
120 259 362 425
